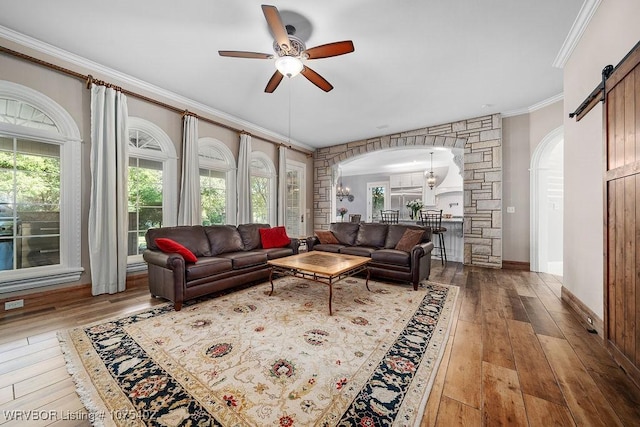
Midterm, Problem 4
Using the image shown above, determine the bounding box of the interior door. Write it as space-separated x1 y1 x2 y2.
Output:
366 181 389 222
603 42 640 387
285 160 306 238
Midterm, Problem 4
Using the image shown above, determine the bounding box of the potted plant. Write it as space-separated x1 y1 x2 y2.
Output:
337 207 348 222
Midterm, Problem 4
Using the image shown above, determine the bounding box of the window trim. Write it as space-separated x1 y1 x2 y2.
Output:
198 137 236 225
127 117 177 269
0 80 83 293
250 151 277 225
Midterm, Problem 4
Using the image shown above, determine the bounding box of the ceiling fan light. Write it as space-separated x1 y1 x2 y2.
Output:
275 56 303 77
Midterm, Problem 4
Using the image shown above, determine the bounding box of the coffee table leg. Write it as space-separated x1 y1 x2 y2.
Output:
329 282 333 316
269 268 275 296
365 268 371 291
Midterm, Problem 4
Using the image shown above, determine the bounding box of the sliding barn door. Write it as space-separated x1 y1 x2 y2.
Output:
604 42 640 386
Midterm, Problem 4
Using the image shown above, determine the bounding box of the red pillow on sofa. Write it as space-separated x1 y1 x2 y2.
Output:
154 238 198 262
259 226 291 249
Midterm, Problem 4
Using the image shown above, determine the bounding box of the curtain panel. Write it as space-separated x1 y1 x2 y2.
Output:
178 115 201 225
237 133 252 224
88 84 129 295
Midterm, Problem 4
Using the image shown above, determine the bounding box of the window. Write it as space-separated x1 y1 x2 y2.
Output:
285 160 306 237
198 137 236 225
127 118 177 268
250 152 276 225
0 81 82 292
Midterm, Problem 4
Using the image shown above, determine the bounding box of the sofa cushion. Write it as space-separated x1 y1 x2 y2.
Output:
154 238 198 262
313 243 344 253
384 225 427 249
218 251 268 269
340 246 377 257
395 229 426 252
329 222 360 246
204 225 245 255
146 225 212 257
259 226 291 249
185 257 233 281
253 247 295 260
315 230 339 244
238 223 270 250
371 249 411 267
355 223 388 248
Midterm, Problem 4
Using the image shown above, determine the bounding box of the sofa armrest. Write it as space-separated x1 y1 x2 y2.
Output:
143 249 186 269
306 236 319 251
411 241 434 288
289 238 300 255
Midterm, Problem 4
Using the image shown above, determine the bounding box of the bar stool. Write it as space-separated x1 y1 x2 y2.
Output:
380 210 399 224
419 209 447 265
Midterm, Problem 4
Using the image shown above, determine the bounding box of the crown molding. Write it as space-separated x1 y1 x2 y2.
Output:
528 92 563 112
0 25 314 152
502 93 563 118
552 0 602 69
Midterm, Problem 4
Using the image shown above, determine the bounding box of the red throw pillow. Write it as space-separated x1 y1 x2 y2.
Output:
315 230 339 244
154 238 198 262
259 226 291 249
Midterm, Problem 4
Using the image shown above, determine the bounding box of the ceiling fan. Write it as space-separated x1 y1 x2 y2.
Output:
218 4 355 93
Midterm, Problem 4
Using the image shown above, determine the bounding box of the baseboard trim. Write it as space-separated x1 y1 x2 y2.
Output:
502 260 530 271
1 273 149 320
561 285 604 338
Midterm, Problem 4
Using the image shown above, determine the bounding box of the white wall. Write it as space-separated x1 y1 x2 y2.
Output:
563 0 640 319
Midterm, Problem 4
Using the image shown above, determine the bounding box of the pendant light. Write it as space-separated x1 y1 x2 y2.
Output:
426 152 437 189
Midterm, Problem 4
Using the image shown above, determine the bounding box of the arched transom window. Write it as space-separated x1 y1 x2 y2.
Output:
127 118 177 266
0 80 82 292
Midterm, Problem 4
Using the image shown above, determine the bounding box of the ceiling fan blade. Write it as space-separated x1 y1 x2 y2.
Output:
265 71 284 93
261 5 291 50
218 50 273 59
305 41 355 60
301 66 334 92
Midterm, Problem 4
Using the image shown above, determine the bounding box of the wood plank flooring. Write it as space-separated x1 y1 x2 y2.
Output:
1 263 639 426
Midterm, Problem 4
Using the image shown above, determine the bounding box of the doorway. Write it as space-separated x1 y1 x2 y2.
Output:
530 127 563 275
285 160 306 237
366 181 390 223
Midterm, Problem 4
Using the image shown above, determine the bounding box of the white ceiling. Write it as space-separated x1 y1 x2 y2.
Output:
0 0 584 149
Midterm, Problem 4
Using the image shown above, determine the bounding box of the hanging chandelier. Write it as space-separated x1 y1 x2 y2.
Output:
426 152 437 189
336 166 350 201
337 180 350 201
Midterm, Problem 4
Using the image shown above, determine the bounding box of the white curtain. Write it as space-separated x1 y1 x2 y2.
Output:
237 133 252 224
89 84 129 295
178 115 201 225
277 146 287 226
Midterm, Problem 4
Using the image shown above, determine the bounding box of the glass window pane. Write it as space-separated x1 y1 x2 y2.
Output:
0 136 61 271
200 170 226 226
251 176 269 224
128 157 163 256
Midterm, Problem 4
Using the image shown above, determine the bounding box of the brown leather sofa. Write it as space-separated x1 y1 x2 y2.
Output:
143 224 299 310
306 222 434 290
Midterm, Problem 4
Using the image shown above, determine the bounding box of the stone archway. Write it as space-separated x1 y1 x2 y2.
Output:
313 114 502 268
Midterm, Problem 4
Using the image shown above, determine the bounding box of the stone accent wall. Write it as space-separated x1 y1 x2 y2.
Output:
313 113 502 268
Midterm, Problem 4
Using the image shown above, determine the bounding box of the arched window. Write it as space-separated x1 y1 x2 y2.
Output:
0 80 82 292
127 118 177 268
250 151 276 225
198 137 236 225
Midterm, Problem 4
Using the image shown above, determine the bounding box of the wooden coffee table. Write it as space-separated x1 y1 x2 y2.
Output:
267 251 371 315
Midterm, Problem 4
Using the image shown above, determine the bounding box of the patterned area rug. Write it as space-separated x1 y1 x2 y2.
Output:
59 277 457 426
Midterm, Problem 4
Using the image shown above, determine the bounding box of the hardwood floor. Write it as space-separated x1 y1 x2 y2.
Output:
1 263 639 426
